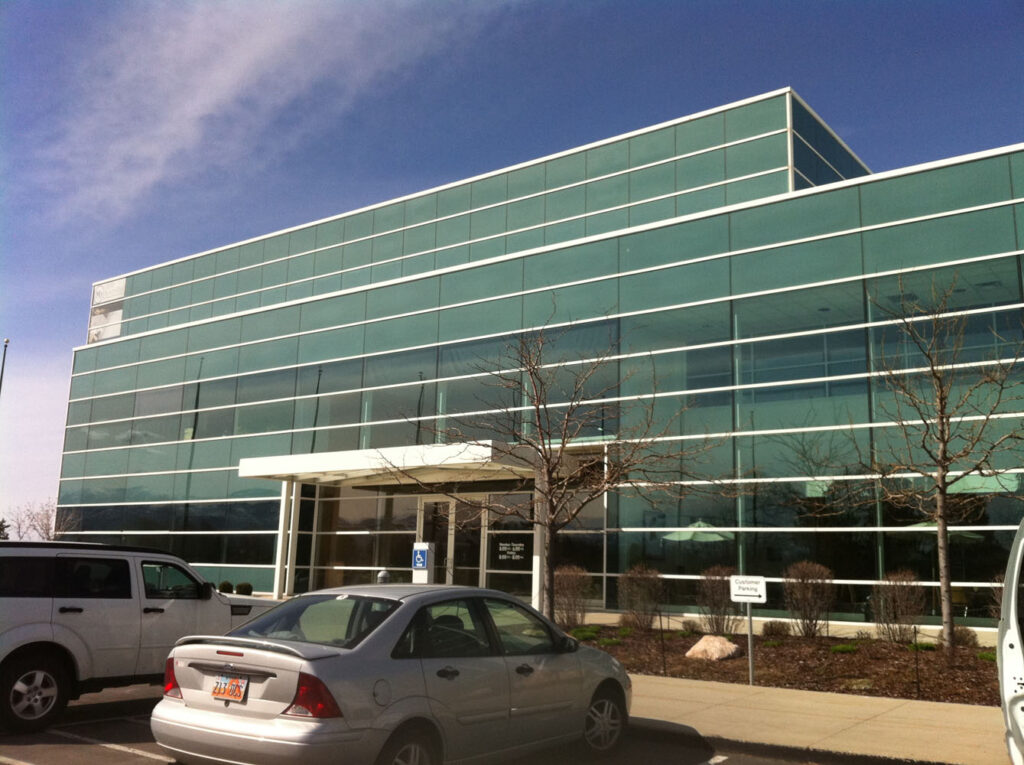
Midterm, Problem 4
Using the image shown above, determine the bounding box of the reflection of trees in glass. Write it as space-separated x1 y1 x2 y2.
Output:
382 323 724 619
773 277 1024 654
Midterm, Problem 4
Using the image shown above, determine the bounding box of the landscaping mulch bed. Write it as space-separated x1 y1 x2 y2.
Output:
574 625 1000 707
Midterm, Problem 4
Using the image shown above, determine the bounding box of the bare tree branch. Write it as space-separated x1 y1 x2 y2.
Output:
4 500 68 540
770 276 1024 653
376 324 727 618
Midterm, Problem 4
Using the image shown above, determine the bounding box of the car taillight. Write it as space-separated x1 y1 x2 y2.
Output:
283 673 341 718
163 658 182 699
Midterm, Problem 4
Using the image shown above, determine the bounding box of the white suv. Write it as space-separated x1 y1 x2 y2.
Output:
0 541 278 731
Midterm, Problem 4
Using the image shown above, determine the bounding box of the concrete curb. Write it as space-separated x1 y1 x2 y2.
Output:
631 717 947 765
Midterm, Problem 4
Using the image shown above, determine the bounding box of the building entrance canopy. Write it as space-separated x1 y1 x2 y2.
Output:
237 441 534 487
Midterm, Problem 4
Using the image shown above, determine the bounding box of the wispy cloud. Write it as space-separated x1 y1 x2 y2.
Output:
28 0 503 226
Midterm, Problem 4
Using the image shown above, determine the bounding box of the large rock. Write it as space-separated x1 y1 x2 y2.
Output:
685 635 740 661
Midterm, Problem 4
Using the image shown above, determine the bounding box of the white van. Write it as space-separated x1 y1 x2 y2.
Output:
999 520 1024 764
0 541 278 731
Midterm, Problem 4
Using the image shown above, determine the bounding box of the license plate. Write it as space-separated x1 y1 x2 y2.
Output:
212 674 248 702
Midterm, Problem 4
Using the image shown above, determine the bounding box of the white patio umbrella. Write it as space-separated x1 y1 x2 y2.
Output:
905 520 983 542
661 520 735 543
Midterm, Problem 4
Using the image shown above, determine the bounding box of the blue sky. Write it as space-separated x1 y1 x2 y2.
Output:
1 0 1021 513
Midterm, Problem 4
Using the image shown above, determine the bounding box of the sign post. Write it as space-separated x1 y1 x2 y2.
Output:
730 575 766 685
412 542 435 584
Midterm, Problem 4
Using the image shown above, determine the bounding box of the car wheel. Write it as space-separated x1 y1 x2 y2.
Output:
583 688 626 754
0 654 69 732
376 728 437 765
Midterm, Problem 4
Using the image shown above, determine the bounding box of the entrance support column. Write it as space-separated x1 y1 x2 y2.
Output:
284 481 302 596
531 467 547 613
273 480 293 599
531 523 543 611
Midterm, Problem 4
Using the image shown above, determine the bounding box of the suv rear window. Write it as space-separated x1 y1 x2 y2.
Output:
0 557 54 597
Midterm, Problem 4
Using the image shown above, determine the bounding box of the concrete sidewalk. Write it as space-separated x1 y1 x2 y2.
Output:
629 674 1007 764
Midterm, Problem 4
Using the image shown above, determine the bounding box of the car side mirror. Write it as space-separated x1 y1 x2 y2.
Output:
559 635 579 653
200 581 214 600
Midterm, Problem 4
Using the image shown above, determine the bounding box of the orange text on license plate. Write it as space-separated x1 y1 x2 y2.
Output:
212 674 248 702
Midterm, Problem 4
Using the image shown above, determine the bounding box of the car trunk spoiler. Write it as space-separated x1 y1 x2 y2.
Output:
173 635 343 660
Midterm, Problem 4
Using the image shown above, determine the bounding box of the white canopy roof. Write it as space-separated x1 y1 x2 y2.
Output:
237 441 532 487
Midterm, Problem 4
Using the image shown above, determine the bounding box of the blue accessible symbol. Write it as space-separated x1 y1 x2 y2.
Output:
413 549 427 569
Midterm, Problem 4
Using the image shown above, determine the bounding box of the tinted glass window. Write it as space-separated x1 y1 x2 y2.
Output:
0 556 54 597
396 599 493 659
231 594 398 648
56 557 132 599
142 561 202 599
484 598 555 655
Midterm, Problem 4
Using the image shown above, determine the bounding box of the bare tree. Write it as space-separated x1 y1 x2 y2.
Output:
381 325 722 619
5 500 65 540
866 278 1024 653
772 278 1023 653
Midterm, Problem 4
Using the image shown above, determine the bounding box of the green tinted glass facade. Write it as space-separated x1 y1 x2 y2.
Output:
60 90 1023 619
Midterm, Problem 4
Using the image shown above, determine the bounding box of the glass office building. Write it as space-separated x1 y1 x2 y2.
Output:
58 89 1024 621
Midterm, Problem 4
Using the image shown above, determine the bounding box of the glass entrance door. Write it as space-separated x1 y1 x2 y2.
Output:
420 498 483 586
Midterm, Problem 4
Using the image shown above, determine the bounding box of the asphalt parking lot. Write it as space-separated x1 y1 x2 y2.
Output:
0 685 169 765
0 684 823 765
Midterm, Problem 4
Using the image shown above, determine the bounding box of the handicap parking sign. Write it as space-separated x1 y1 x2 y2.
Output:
413 549 427 569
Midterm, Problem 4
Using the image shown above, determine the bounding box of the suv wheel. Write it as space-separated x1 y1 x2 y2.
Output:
0 654 69 732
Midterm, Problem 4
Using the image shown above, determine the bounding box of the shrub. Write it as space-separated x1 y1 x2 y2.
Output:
598 637 622 648
854 630 873 641
617 626 634 639
680 619 701 635
760 620 791 639
953 624 979 649
831 643 859 654
235 582 253 596
697 565 740 635
909 641 937 652
783 561 835 638
554 565 593 628
570 625 600 642
978 651 996 662
763 640 782 648
218 580 234 593
872 570 925 643
618 563 663 630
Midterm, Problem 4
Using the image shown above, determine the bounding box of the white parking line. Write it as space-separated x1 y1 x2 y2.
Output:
48 729 174 762
0 754 38 765
57 715 150 727
705 757 729 765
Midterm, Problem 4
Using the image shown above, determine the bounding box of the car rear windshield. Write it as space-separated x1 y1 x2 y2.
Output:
229 594 399 648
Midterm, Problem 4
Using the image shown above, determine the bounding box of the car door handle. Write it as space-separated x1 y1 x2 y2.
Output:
144 607 165 613
515 663 534 676
436 666 460 680
59 606 84 614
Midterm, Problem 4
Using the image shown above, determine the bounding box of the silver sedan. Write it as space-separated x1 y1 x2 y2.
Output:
150 584 630 765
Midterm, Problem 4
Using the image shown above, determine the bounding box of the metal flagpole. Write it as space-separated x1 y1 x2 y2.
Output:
0 339 9 401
